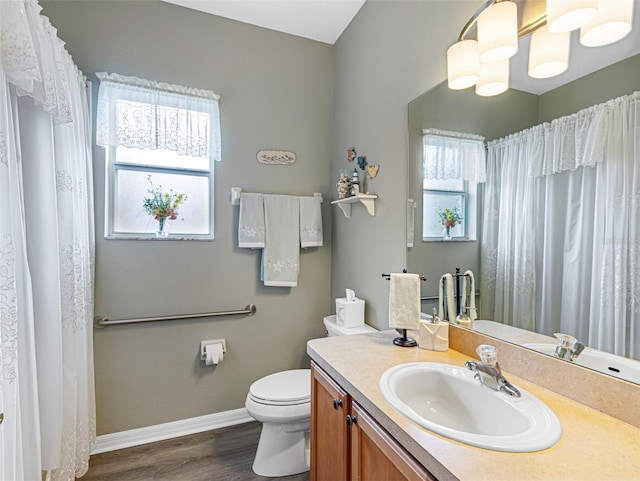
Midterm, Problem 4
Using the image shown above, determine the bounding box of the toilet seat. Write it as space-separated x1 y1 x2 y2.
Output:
249 369 310 405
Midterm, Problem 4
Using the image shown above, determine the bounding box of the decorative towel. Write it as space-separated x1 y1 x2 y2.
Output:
438 274 457 322
462 270 478 321
299 196 323 248
261 195 300 287
238 193 265 248
388 273 421 330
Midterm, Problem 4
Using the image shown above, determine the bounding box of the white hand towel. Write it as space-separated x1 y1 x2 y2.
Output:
238 193 265 248
462 270 477 321
299 196 323 248
388 273 420 330
261 195 300 287
438 274 456 322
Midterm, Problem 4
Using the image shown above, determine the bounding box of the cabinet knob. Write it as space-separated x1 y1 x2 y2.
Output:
333 399 342 410
346 415 357 426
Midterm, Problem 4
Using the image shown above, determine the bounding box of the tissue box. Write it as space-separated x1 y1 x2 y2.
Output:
335 298 365 328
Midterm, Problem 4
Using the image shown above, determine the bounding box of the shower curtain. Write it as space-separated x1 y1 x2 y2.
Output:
481 92 640 360
0 1 95 480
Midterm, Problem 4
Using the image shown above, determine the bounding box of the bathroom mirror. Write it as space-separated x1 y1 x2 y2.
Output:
406 54 640 384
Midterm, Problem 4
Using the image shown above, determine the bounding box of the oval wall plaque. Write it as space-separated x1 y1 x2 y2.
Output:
256 150 296 165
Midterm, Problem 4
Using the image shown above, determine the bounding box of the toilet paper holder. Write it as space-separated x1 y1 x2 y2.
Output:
200 339 226 361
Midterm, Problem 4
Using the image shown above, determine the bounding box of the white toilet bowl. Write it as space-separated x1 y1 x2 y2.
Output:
245 369 311 477
245 316 378 477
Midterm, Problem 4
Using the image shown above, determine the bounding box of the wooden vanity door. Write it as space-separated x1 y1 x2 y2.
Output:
311 362 350 481
350 402 435 481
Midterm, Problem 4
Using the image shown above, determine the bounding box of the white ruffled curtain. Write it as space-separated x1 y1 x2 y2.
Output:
481 92 640 360
422 128 486 183
0 1 95 480
95 71 221 161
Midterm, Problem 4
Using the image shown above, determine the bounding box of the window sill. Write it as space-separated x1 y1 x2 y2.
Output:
422 238 477 243
105 234 214 241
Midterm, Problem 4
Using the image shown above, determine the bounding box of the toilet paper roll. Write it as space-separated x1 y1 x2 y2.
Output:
205 343 224 365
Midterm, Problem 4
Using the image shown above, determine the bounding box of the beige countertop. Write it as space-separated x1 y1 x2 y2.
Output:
307 330 640 481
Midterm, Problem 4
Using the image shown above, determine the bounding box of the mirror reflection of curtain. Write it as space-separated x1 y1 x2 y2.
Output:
0 1 95 479
481 92 640 360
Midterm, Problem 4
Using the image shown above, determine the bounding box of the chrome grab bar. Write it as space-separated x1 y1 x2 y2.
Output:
94 303 257 328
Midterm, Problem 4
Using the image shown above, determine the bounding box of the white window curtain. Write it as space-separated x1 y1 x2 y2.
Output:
0 1 95 480
96 72 221 162
422 128 487 183
481 91 640 360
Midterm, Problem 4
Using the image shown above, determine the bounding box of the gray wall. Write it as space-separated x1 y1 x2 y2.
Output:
538 54 640 122
331 0 485 329
42 1 333 435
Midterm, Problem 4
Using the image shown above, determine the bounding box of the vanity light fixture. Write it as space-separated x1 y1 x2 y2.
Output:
447 0 634 96
580 0 634 47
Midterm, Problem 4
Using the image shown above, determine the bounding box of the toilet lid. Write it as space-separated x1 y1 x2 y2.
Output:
249 369 311 404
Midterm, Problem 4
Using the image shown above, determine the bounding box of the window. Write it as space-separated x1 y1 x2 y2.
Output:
422 130 485 241
96 72 221 240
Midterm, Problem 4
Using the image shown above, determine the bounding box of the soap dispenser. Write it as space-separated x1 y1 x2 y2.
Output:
456 307 475 329
419 308 449 351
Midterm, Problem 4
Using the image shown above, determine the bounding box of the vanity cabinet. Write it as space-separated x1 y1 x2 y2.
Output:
311 362 435 481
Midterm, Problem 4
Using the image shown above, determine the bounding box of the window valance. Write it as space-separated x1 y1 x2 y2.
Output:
488 92 640 178
422 129 486 183
96 72 221 162
0 0 84 124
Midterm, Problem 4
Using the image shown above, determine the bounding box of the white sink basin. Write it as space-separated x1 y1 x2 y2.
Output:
379 362 562 452
523 343 640 384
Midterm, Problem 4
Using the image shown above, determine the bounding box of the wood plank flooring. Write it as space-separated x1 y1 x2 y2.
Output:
82 421 310 481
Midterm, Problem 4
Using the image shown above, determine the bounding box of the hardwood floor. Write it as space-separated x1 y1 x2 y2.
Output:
83 422 310 481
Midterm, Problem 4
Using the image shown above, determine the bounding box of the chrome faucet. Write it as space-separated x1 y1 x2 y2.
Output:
465 345 521 397
553 333 585 361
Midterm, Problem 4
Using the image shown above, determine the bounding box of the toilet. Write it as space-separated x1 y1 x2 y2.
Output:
245 315 377 477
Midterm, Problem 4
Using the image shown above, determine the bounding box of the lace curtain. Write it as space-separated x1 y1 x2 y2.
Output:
0 1 95 480
422 128 487 183
96 72 222 162
481 92 640 360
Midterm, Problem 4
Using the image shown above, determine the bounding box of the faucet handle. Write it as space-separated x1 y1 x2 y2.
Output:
476 344 499 367
554 333 584 360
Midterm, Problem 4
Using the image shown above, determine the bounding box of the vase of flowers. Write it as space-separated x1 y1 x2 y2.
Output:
142 176 187 237
436 206 462 240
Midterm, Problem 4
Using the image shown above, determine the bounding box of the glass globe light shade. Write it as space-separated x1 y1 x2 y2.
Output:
580 0 634 47
476 59 510 97
477 1 518 63
529 26 570 79
547 0 598 33
447 40 480 90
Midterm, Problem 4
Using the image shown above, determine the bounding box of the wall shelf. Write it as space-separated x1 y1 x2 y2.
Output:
331 194 378 218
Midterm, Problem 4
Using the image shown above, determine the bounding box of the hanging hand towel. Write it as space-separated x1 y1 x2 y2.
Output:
262 195 300 287
238 193 265 248
462 270 478 321
388 273 420 330
438 274 456 322
299 196 323 248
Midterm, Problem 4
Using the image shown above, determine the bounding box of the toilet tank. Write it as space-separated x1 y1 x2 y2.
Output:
323 315 378 337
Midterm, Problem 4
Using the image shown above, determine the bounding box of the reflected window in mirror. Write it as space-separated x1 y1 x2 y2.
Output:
422 131 484 241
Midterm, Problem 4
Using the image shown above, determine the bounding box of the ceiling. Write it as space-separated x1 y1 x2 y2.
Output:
162 0 640 95
162 0 366 44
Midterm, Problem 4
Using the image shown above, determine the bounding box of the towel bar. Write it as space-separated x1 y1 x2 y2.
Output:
230 187 323 206
94 304 257 328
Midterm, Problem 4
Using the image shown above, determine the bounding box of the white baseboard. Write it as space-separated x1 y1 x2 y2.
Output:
91 408 253 454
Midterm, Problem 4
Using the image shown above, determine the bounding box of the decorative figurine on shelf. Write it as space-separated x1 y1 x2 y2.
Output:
348 147 357 163
350 168 360 196
337 169 352 199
